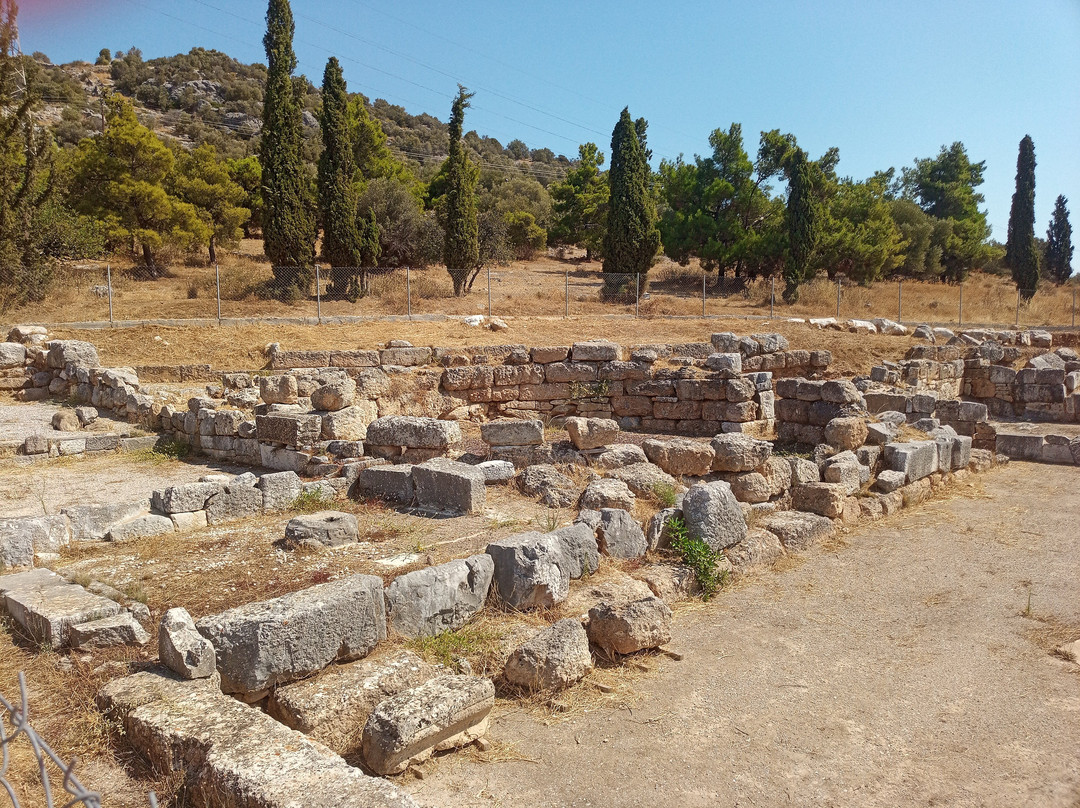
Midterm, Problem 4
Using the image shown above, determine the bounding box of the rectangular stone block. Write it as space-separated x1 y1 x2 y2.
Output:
329 349 380 367
411 458 486 515
0 568 121 647
196 574 387 695
256 413 323 448
480 419 543 446
352 465 415 505
380 347 432 367
884 441 939 482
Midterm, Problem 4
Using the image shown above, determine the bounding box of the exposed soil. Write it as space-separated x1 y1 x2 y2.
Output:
405 462 1080 808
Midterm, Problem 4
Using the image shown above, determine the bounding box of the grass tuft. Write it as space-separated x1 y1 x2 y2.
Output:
666 515 726 600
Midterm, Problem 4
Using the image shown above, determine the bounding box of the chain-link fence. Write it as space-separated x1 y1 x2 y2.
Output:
1 671 156 808
4 259 1079 329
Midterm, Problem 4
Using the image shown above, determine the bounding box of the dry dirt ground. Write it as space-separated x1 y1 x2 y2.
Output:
406 462 1080 808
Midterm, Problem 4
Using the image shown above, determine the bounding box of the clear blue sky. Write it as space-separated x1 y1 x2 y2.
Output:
21 0 1080 241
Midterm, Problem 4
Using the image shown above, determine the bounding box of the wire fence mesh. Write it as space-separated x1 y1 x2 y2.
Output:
3 258 1078 329
1 671 156 808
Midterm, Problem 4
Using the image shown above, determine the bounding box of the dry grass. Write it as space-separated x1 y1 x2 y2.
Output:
9 242 1079 330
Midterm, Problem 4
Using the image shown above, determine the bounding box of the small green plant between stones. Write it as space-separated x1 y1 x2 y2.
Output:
290 489 330 514
652 482 678 508
666 515 725 601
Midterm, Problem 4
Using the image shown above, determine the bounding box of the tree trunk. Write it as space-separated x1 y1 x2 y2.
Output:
208 235 217 265
448 268 470 297
141 243 158 278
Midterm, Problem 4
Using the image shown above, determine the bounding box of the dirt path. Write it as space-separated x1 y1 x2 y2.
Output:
408 463 1080 808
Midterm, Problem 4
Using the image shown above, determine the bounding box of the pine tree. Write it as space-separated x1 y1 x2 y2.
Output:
260 0 315 299
602 108 660 283
0 0 55 309
317 57 362 298
172 143 249 264
1044 195 1074 284
550 142 608 260
1005 135 1040 301
784 148 818 302
442 85 479 296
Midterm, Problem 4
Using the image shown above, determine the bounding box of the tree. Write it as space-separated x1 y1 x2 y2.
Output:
503 210 545 259
0 0 56 310
784 148 818 302
226 155 262 236
172 143 249 263
602 108 660 280
549 142 607 259
68 97 207 275
317 57 363 298
1044 195 1074 284
817 175 906 285
260 0 316 298
658 123 782 278
1005 135 1040 300
96 48 111 65
890 199 950 279
358 177 425 267
901 142 991 282
441 84 479 296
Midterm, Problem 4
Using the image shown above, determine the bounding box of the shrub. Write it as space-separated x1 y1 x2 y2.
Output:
666 515 725 600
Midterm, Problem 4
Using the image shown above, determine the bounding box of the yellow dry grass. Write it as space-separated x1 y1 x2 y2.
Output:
10 244 1079 329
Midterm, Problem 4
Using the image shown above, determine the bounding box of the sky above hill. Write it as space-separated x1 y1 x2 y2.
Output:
21 0 1080 242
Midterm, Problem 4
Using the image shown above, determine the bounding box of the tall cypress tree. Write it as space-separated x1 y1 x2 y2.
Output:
261 0 315 299
317 57 362 298
602 107 660 281
1006 135 1039 301
1044 195 1074 285
784 148 818 303
442 85 478 296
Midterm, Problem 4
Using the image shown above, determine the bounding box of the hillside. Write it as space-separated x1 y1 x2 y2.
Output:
29 46 572 185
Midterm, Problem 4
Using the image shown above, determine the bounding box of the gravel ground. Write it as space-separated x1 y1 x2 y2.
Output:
408 462 1080 808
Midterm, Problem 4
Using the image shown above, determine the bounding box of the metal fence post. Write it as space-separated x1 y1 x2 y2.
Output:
406 266 412 319
215 263 221 324
836 278 841 320
106 263 114 324
1016 286 1020 327
315 265 322 324
958 283 963 326
770 276 775 318
701 273 706 317
1073 287 1076 328
486 265 491 317
898 279 902 321
564 270 569 318
635 273 640 317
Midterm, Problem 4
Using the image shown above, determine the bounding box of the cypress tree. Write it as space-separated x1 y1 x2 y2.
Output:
602 107 660 283
784 148 818 303
1044 195 1074 284
317 57 362 298
1005 135 1040 301
260 0 315 299
442 85 479 296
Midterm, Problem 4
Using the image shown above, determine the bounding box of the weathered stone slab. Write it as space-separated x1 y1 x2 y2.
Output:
0 515 70 568
321 403 378 441
550 522 600 578
606 462 681 499
159 607 216 680
196 574 387 695
579 478 635 511
70 612 149 649
884 440 939 482
725 528 785 575
0 568 121 647
711 434 771 472
62 500 149 542
412 458 486 514
565 416 620 450
256 413 323 448
504 619 592 692
385 554 494 637
97 670 418 808
105 514 175 542
151 481 220 517
353 465 416 505
758 511 835 551
259 470 304 510
366 416 461 449
592 508 647 559
205 484 264 525
791 482 847 519
361 675 495 775
268 651 438 755
518 464 578 508
480 418 544 446
284 511 360 548
486 531 569 610
46 340 98 369
586 596 672 655
681 481 747 550
642 437 714 477
476 459 515 482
